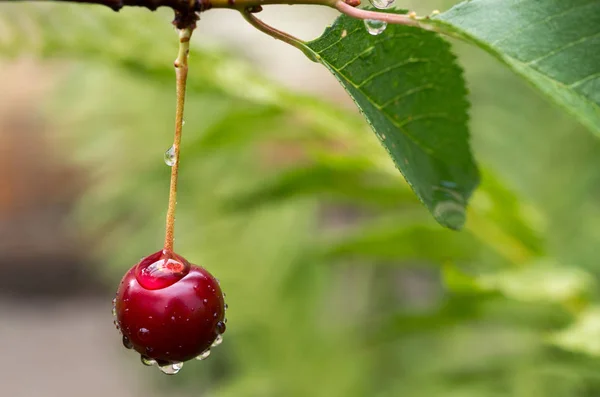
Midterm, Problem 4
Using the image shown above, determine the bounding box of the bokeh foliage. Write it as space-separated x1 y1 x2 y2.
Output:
3 2 600 396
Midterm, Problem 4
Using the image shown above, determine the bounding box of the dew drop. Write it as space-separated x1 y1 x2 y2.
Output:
368 0 394 9
111 298 117 316
159 362 183 375
203 299 208 304
224 303 229 310
433 201 466 230
196 350 211 361
212 334 223 347
432 182 466 230
138 328 150 340
164 145 176 166
122 335 133 349
216 321 226 334
141 355 156 366
364 19 387 36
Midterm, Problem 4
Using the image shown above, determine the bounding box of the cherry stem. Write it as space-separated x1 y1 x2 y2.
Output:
240 10 319 62
164 26 193 252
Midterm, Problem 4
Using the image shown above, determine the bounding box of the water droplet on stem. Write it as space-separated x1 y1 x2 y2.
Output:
164 145 176 166
368 0 394 9
364 20 387 36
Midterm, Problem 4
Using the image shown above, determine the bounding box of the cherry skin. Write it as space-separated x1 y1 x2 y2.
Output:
114 250 226 366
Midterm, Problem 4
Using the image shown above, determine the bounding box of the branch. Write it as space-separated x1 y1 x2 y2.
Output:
6 0 336 11
6 0 435 30
8 0 203 12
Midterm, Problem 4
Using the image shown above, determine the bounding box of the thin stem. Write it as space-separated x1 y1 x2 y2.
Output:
334 1 422 27
240 10 319 62
164 26 193 252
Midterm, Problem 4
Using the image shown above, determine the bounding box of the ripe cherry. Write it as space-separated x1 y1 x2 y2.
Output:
113 250 226 374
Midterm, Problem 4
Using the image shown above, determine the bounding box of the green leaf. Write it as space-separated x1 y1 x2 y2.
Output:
551 307 600 356
477 260 592 303
307 13 480 230
435 0 600 136
323 220 485 264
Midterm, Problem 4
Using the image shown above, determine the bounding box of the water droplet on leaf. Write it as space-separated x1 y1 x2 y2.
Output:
432 182 466 230
364 19 387 35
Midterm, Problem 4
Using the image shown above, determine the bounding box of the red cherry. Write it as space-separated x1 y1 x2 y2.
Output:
114 250 226 374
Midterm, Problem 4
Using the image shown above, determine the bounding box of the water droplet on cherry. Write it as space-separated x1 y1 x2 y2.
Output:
122 335 133 349
138 328 150 340
158 361 183 375
141 355 157 366
212 334 223 347
196 350 211 361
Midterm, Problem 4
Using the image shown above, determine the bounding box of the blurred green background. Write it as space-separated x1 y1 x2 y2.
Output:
1 1 600 396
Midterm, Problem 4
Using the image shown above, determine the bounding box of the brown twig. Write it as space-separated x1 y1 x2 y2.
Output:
7 0 203 12
5 0 432 30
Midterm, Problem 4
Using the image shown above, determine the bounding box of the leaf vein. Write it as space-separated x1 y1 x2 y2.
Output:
315 26 363 54
356 58 431 88
490 0 597 46
569 72 600 89
334 33 420 73
379 84 437 109
526 30 600 66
